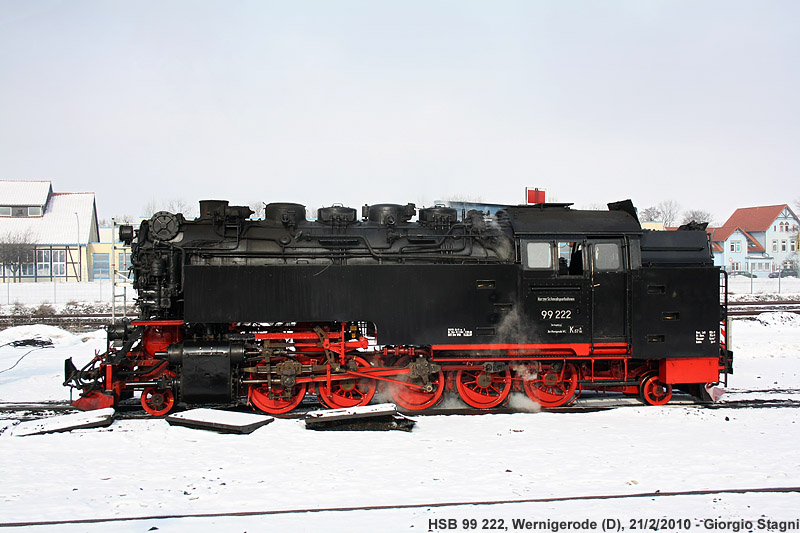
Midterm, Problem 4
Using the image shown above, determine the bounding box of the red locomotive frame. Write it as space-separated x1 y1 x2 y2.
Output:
69 316 730 416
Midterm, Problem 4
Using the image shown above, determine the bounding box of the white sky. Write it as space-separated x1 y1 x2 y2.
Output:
1 1 798 224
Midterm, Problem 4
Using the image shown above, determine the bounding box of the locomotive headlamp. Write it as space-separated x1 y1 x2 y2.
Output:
119 225 134 245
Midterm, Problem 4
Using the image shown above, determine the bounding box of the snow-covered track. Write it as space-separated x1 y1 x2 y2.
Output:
1 485 799 529
0 314 116 332
0 404 78 425
728 300 800 316
0 401 74 412
703 398 800 409
3 390 798 423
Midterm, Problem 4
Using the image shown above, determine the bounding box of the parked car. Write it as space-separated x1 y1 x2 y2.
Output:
768 270 799 278
730 270 756 278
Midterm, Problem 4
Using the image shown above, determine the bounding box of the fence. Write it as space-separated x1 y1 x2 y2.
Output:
728 276 800 295
1 281 133 306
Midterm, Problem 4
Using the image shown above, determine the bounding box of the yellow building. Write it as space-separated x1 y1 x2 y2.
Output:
641 221 666 230
88 226 132 283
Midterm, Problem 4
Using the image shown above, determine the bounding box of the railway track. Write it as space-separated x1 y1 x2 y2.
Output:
728 300 800 316
3 388 798 422
0 313 125 332
2 485 800 529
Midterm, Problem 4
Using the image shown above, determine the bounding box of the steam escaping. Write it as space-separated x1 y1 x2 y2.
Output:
368 304 553 413
507 364 542 412
497 307 529 345
507 392 542 413
371 387 393 406
437 394 469 410
510 362 538 382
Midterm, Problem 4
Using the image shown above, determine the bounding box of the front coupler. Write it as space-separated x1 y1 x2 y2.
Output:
63 321 145 411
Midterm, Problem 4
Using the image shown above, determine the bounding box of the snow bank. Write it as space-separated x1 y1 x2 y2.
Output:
0 325 105 402
756 312 800 327
0 325 103 348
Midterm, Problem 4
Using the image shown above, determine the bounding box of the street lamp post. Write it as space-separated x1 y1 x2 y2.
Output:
74 212 81 282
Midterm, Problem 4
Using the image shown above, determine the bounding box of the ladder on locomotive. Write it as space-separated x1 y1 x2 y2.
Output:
719 271 731 387
111 218 133 321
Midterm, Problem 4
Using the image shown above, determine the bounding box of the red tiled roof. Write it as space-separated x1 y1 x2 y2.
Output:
742 229 765 253
709 226 740 243
708 225 766 253
721 205 789 232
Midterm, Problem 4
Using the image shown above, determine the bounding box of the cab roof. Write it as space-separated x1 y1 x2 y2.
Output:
499 201 642 236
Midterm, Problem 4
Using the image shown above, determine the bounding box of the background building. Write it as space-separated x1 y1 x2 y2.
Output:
0 180 99 283
90 225 132 282
709 204 799 276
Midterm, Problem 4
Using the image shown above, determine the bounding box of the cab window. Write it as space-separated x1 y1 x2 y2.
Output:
594 242 622 271
557 241 584 275
524 242 552 269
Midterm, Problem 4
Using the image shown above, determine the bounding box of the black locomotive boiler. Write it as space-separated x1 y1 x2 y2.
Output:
65 199 733 415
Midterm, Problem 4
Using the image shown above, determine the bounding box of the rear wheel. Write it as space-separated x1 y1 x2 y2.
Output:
639 373 672 406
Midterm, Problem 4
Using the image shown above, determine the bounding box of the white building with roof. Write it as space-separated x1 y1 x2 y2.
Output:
0 180 99 283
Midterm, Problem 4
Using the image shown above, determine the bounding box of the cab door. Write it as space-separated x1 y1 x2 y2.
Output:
521 239 591 345
588 239 629 343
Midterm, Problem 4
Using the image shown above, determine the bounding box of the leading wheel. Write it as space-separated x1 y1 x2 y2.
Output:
639 373 672 406
141 387 175 416
521 362 578 408
388 356 445 411
454 366 512 409
317 356 377 409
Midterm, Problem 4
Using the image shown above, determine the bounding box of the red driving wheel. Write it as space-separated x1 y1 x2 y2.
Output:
454 366 512 409
522 362 578 408
389 355 445 411
317 356 377 409
249 381 307 415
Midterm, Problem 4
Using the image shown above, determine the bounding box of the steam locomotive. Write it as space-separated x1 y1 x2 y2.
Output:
64 199 733 415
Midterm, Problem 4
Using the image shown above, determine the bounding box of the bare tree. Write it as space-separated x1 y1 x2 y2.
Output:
0 230 35 282
165 199 195 217
142 198 196 218
681 209 715 226
99 214 136 226
444 194 486 204
114 214 136 224
639 206 662 222
657 200 682 227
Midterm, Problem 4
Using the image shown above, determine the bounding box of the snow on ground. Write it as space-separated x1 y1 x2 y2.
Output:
1 316 799 532
0 326 105 403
